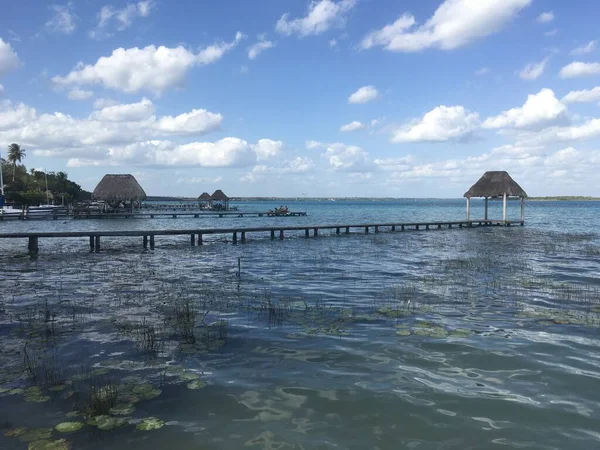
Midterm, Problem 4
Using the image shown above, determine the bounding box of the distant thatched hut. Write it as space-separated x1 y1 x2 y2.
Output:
210 189 229 210
464 171 527 223
92 174 147 211
198 192 211 208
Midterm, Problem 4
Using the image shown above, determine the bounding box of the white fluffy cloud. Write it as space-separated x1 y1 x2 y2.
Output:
276 0 356 37
0 84 3 95
536 12 554 24
0 38 22 76
252 139 284 160
360 0 531 52
571 40 596 56
93 98 119 109
309 141 373 172
0 99 222 157
562 86 600 104
348 85 378 104
45 3 78 34
519 58 548 80
515 119 600 146
67 88 94 100
559 62 600 79
392 105 479 143
340 121 366 132
483 89 567 130
241 157 315 182
90 1 155 39
52 33 244 94
248 37 275 60
176 176 223 184
544 147 580 166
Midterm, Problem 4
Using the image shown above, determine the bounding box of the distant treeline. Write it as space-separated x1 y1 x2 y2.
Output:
528 196 600 201
1 160 91 206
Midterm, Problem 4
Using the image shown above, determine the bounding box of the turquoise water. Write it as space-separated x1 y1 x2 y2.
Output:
0 200 599 449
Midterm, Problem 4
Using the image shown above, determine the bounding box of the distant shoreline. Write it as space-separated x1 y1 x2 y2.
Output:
146 196 600 202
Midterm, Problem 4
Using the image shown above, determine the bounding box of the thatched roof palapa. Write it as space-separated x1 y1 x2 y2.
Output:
211 189 228 201
198 192 211 201
464 171 527 199
92 174 147 202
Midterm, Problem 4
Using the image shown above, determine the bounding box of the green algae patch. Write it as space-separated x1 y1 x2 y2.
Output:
187 380 207 390
110 404 136 416
377 308 414 319
55 422 84 434
136 417 164 431
28 439 70 450
4 427 28 438
448 328 471 338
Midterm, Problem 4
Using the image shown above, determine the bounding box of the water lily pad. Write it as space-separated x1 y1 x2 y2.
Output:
8 388 25 395
90 368 110 376
65 411 81 419
48 385 66 392
186 380 206 390
132 384 161 400
449 328 471 338
110 404 135 416
136 417 164 431
24 387 50 403
121 375 146 385
88 415 126 431
18 428 53 442
179 373 200 381
55 422 84 433
0 386 10 393
377 308 413 318
396 330 411 336
28 438 70 450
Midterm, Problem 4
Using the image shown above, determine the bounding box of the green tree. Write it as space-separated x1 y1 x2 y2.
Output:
7 143 26 182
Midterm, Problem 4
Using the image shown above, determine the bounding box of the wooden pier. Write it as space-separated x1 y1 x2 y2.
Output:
0 219 523 256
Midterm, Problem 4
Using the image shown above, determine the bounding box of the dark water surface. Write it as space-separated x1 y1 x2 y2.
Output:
1 200 599 450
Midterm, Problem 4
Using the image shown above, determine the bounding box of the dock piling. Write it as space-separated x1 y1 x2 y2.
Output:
241 232 246 243
191 234 195 246
150 235 155 250
305 229 309 238
94 236 100 253
345 227 350 234
28 237 39 256
271 230 275 240
89 236 94 252
233 232 237 244
365 226 369 234
279 230 284 240
314 228 318 237
143 235 148 249
198 234 203 245
336 227 340 235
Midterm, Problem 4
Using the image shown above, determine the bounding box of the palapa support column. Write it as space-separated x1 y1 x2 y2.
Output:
502 193 507 223
143 235 148 249
89 236 95 252
150 235 155 250
484 197 489 221
271 230 275 240
279 230 284 240
520 197 525 224
466 197 471 221
94 236 101 253
241 232 246 244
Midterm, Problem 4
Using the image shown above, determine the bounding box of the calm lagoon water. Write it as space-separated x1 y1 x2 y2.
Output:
0 199 599 450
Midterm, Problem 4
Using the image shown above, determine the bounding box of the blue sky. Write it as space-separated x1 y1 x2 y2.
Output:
1 0 599 197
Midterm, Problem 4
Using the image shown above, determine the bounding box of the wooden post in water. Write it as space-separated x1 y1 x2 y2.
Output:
520 197 525 223
150 235 155 250
232 232 237 244
401 225 405 231
305 229 309 237
198 234 203 245
391 225 396 232
143 235 148 249
89 236 94 252
345 227 350 234
502 193 507 222
374 226 379 233
190 234 195 246
336 227 340 235
28 237 39 256
241 232 246 243
314 228 318 237
279 230 284 240
365 226 369 234
271 230 275 240
94 236 100 253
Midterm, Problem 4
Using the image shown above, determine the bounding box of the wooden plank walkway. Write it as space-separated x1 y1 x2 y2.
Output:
72 211 307 219
0 219 523 255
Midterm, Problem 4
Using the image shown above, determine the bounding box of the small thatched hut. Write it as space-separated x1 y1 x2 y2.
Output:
198 192 211 208
92 174 147 211
464 171 527 223
210 189 229 210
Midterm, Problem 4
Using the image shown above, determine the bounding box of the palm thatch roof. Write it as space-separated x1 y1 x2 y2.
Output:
211 189 228 201
464 171 527 198
198 192 211 201
92 174 147 202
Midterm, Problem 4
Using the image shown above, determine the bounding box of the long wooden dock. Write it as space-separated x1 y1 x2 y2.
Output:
0 219 522 256
0 210 306 220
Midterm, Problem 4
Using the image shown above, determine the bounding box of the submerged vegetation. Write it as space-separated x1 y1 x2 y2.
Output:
0 225 599 447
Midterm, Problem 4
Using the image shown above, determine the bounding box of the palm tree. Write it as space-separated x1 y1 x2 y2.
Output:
7 143 26 182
